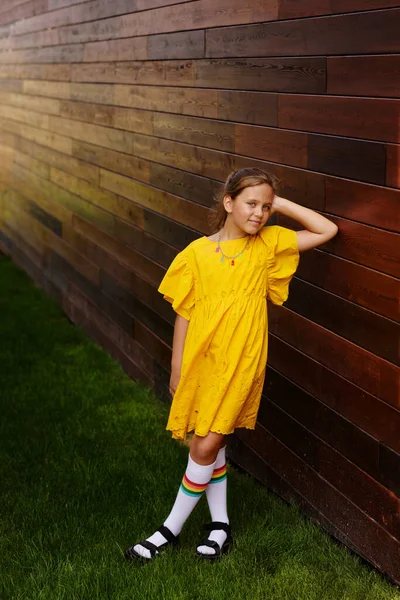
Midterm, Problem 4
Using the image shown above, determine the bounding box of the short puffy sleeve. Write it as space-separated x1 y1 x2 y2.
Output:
260 225 299 306
158 250 195 321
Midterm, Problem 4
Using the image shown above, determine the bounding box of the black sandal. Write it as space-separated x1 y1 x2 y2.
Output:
124 525 179 562
196 521 234 560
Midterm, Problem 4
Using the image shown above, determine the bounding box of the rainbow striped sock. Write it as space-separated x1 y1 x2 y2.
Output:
180 473 209 497
209 463 227 484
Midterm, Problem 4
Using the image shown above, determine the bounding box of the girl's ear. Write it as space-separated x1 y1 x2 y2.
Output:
223 194 233 213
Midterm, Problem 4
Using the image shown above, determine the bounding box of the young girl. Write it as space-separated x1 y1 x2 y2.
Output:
124 167 338 561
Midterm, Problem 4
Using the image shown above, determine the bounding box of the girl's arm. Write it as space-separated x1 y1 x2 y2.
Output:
272 195 338 252
170 314 189 397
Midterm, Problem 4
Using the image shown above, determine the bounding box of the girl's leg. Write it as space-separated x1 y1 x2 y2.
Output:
129 432 224 560
197 441 230 556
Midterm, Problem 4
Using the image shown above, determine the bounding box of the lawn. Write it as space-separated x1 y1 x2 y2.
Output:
0 252 398 600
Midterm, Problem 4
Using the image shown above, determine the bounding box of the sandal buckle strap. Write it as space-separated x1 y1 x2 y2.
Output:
138 539 159 556
203 521 231 534
158 525 177 544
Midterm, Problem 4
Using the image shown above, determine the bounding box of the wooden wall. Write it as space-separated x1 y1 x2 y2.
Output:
0 0 399 584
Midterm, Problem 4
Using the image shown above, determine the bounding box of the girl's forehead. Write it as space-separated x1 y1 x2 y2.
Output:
238 183 274 200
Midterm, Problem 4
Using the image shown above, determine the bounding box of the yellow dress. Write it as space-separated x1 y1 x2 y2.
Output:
158 225 299 440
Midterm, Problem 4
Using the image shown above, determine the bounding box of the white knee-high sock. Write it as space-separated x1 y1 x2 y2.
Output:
197 446 229 555
134 453 216 559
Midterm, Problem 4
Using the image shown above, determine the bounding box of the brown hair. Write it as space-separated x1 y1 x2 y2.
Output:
208 167 280 234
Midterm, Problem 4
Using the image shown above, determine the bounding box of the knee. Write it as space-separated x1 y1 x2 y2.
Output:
190 433 224 465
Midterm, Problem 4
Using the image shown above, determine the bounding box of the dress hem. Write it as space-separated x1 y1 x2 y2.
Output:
167 423 257 441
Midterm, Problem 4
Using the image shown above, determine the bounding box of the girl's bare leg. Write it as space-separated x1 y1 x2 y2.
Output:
190 431 226 464
126 432 224 560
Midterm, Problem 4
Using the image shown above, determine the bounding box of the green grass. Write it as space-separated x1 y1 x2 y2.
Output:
0 252 398 600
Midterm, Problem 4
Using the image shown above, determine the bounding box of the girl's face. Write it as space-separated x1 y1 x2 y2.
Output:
224 183 274 234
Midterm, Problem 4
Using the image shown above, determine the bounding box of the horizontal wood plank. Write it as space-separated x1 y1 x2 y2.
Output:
278 95 400 143
206 10 400 58
268 304 399 409
327 55 400 98
267 341 400 455
278 0 400 19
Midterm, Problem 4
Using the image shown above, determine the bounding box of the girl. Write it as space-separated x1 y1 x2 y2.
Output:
124 167 338 561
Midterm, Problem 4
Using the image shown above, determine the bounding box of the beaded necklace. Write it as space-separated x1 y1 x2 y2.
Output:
215 230 251 266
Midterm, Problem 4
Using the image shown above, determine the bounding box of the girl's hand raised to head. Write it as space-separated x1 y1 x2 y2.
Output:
272 195 338 252
269 194 285 216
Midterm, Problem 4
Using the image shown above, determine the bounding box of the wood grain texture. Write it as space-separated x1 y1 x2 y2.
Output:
278 95 400 143
267 341 400 455
206 9 400 57
268 305 399 409
324 178 400 233
296 249 399 322
327 55 400 98
195 57 326 93
285 277 399 365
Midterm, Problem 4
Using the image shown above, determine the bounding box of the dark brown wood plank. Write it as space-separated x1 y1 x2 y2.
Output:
325 177 400 233
150 163 220 209
195 57 326 93
114 84 219 119
70 60 195 86
147 29 205 60
13 0 193 36
307 134 386 186
29 200 63 236
82 36 147 63
3 0 277 50
259 388 380 481
279 95 400 143
100 270 173 344
153 113 235 153
268 304 399 409
3 223 63 305
296 249 399 323
327 55 400 98
285 277 399 365
235 123 308 169
379 444 400 497
321 216 400 279
267 346 400 455
67 281 155 379
72 136 326 212
65 218 164 288
278 0 400 18
206 9 400 58
386 144 400 189
64 288 154 389
134 319 171 372
217 90 277 127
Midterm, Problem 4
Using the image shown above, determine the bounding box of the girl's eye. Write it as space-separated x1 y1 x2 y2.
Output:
248 202 270 210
